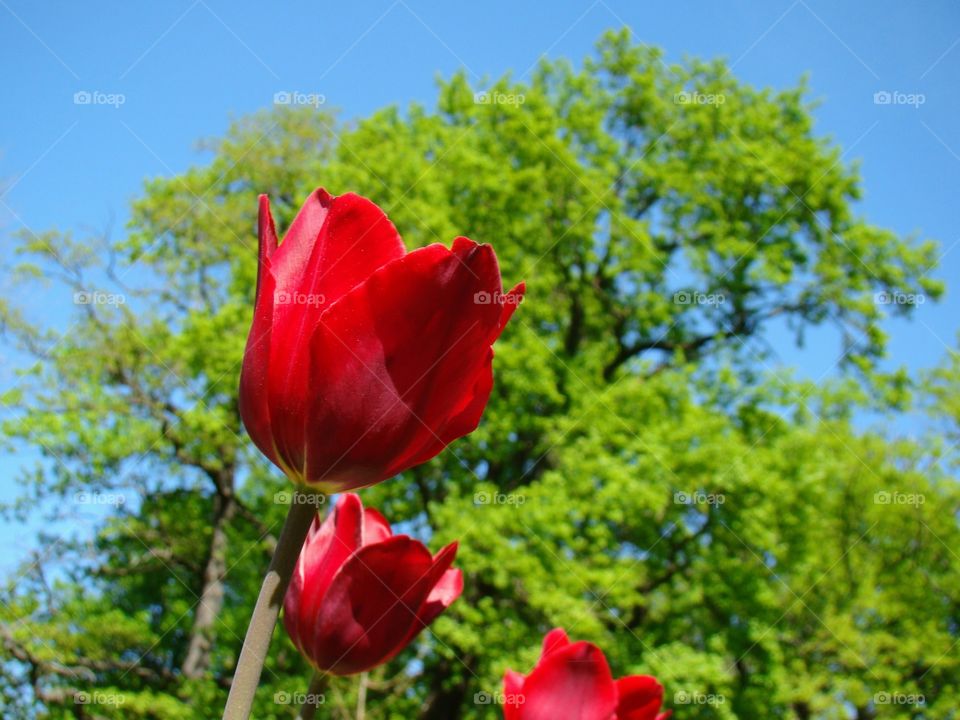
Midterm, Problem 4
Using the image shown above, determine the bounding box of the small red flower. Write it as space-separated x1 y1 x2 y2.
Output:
503 629 670 720
239 188 523 492
283 493 462 676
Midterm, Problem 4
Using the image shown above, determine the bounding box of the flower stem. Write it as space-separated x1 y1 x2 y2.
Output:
296 672 326 720
222 489 320 720
356 672 368 720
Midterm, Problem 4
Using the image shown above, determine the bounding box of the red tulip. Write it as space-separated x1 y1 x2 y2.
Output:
503 629 670 720
239 188 524 493
283 493 462 675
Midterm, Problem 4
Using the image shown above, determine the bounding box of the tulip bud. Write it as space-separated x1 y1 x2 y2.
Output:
239 188 524 492
503 629 670 720
283 494 462 675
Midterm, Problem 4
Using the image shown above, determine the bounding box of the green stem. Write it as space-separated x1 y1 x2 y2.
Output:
356 672 368 720
296 672 326 720
222 489 320 720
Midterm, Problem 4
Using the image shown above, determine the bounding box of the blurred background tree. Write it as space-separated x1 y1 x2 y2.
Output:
1 30 956 719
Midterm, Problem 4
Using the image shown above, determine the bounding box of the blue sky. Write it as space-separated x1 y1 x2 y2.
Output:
1 0 958 571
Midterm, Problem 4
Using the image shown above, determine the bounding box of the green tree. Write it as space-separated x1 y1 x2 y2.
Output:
1 30 954 719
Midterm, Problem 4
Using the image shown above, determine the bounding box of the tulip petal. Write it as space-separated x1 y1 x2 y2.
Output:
389 547 461 641
386 263 524 473
393 352 494 471
257 194 279 264
238 196 283 468
412 281 523 465
271 189 405 306
419 564 463 623
400 348 493 467
541 627 571 656
615 676 666 720
266 190 405 475
284 495 362 652
304 239 509 491
500 281 526 331
515 640 618 720
376 543 462 667
309 535 453 675
504 669 526 720
361 507 392 546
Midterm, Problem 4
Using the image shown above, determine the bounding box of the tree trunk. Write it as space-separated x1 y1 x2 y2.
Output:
420 656 473 720
182 484 237 679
